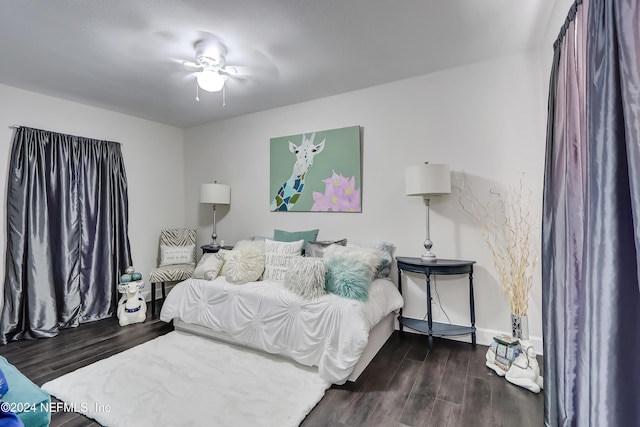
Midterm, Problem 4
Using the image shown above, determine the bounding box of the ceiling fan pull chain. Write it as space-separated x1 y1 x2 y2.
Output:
222 86 226 107
196 83 200 102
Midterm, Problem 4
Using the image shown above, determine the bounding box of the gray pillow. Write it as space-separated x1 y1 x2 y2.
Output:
305 239 347 258
284 256 326 301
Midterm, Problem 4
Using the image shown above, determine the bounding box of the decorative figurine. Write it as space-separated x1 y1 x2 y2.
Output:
485 335 543 393
117 266 146 326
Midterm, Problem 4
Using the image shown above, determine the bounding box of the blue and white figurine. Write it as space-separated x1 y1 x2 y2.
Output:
117 266 146 326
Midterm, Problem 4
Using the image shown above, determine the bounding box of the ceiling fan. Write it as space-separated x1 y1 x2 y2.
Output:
183 40 240 101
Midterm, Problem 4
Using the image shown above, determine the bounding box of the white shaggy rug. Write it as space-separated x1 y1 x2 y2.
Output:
42 331 330 427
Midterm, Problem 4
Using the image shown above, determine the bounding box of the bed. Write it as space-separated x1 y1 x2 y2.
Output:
159 275 404 384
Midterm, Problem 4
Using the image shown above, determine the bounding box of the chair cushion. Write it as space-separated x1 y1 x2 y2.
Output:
0 356 51 427
149 264 195 283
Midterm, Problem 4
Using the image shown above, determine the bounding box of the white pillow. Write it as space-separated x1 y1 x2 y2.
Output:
160 244 195 266
222 248 265 285
218 248 233 259
233 239 266 252
193 253 225 280
263 239 304 282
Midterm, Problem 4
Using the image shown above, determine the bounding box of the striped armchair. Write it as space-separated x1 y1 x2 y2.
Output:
148 228 196 316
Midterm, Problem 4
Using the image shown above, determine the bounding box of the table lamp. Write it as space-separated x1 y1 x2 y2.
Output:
405 163 451 261
200 182 231 249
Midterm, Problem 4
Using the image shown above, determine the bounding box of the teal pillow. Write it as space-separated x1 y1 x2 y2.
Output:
323 245 379 301
273 229 319 251
0 356 51 427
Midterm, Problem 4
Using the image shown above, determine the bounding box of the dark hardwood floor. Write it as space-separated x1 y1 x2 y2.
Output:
301 332 544 427
1 309 543 427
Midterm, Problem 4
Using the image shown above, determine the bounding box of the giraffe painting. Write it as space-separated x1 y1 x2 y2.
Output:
270 133 325 211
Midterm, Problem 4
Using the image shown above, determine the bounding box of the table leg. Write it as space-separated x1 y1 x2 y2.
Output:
425 274 433 344
469 269 476 346
397 267 404 333
151 282 156 318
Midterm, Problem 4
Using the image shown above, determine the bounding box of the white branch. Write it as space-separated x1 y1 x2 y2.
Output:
453 172 539 316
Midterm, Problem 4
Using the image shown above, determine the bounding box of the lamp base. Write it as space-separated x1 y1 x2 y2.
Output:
421 251 437 262
208 242 221 250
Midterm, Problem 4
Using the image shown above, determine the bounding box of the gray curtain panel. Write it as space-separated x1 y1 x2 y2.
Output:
1 127 132 344
543 0 640 425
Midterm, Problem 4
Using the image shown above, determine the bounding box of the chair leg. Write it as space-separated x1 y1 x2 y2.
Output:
151 282 156 318
157 282 167 316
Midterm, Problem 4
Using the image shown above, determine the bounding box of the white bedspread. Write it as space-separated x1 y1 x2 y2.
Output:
160 277 404 383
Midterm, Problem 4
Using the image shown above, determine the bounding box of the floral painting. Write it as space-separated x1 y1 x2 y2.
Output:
270 125 361 212
311 171 361 212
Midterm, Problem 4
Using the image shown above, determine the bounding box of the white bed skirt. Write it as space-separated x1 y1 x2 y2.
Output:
161 277 404 384
173 312 397 382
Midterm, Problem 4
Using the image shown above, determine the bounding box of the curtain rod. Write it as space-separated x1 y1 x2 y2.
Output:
8 125 21 129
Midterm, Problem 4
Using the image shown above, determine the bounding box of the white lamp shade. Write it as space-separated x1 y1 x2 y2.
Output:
200 183 231 204
405 164 451 196
196 71 226 92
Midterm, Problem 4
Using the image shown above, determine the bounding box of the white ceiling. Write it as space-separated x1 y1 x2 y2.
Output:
0 1 561 129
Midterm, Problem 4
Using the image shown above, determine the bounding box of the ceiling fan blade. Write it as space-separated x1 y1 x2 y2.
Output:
219 66 237 76
182 71 198 81
182 61 202 71
229 64 279 82
222 45 279 82
132 30 225 64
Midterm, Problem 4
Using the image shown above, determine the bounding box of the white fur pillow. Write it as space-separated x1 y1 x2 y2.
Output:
233 239 266 252
263 239 304 282
193 253 225 280
284 256 326 301
222 248 265 285
349 241 395 278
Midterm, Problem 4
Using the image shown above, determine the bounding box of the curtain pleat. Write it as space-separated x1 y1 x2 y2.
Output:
543 0 640 425
1 127 132 344
543 3 588 425
582 0 640 424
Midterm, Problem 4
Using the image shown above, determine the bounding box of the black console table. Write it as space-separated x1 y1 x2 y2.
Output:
396 257 476 346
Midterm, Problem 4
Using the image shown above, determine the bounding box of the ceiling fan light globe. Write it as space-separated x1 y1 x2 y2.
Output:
196 71 226 92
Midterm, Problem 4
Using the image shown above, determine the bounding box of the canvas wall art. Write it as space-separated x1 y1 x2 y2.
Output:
270 125 361 212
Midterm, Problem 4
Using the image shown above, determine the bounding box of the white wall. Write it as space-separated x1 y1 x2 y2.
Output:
184 51 549 352
0 83 185 307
